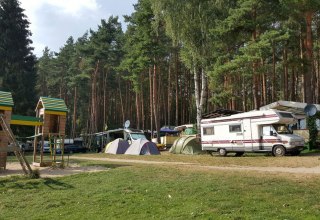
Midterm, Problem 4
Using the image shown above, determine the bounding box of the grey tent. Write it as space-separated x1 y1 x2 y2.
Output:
105 138 129 154
125 139 160 155
169 136 204 155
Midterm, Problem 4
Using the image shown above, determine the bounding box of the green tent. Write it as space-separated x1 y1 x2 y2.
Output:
169 136 204 155
183 127 197 135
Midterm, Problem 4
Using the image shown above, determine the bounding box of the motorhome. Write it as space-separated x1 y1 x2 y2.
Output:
201 110 305 156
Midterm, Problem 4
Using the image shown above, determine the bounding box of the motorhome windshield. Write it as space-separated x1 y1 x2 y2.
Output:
273 124 291 134
131 133 147 140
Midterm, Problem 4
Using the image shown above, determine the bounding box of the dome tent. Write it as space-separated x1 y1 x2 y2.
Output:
105 138 129 154
125 139 160 155
169 136 204 155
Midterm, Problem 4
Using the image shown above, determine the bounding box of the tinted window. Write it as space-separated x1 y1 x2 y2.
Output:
229 124 241 133
203 127 214 135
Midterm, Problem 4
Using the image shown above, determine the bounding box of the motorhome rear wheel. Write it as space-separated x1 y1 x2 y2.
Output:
218 148 227 156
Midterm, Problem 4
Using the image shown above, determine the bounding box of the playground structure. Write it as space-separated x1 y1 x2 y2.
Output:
33 97 68 167
0 91 14 169
0 91 68 173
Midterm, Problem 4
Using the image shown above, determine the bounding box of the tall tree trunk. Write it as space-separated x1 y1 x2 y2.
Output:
252 9 260 109
175 50 179 125
194 66 201 131
153 64 160 143
167 59 172 126
272 45 276 101
103 71 107 130
149 67 153 138
135 92 140 129
291 65 296 101
71 86 77 139
300 30 306 102
141 83 145 130
90 60 99 134
283 47 288 100
317 46 320 103
304 11 314 103
242 76 247 112
262 59 267 105
194 65 207 133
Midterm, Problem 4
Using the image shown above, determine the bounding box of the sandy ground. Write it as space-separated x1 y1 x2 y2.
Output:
0 162 108 178
1 156 319 178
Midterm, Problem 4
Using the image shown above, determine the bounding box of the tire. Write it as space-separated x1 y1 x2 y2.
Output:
69 150 73 154
207 151 215 156
218 148 227 157
235 152 244 157
272 145 286 157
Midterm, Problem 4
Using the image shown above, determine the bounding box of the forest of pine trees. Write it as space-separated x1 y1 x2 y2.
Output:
1 0 320 137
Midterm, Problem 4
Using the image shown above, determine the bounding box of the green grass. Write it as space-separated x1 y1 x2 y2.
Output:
1 159 320 219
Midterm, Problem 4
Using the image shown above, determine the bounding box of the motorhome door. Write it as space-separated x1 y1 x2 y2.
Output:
242 119 253 151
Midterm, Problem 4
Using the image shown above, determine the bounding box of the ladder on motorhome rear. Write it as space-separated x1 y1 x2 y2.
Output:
0 114 33 175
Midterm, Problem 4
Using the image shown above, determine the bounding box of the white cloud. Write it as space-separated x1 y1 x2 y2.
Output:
19 0 136 57
21 0 99 16
42 0 99 16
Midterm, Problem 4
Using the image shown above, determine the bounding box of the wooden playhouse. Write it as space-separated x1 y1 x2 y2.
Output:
0 91 13 170
33 97 68 167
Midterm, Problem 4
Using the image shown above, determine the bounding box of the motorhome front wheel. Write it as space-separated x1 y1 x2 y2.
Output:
273 145 285 157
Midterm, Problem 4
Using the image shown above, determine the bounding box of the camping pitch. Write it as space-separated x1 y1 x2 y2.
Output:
169 136 204 155
125 139 160 155
105 138 129 154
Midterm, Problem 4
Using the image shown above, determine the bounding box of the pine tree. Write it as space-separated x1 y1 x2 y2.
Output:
0 0 36 115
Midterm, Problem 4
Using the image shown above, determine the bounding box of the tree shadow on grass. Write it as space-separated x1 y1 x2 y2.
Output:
0 176 73 190
83 163 130 169
0 163 130 190
42 178 74 190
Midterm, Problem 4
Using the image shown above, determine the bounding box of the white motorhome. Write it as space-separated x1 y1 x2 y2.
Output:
201 110 305 156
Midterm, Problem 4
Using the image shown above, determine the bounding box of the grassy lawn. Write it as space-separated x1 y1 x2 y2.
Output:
1 158 320 219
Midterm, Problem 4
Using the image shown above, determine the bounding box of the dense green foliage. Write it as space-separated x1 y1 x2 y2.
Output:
0 0 36 115
1 0 320 136
1 159 320 219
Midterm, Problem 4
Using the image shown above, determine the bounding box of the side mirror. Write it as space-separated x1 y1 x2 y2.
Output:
270 131 277 136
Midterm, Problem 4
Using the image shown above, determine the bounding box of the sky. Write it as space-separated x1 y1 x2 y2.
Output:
20 0 137 57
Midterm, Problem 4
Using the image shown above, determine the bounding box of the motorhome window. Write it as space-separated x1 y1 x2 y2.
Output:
203 127 214 135
229 124 241 133
273 124 290 134
278 112 293 118
262 126 275 136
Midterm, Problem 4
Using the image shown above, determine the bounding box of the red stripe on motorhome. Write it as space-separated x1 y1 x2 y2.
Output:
201 114 278 124
202 139 288 144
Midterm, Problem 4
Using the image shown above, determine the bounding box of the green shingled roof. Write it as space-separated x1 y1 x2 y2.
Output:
0 91 14 107
39 97 68 112
11 114 43 122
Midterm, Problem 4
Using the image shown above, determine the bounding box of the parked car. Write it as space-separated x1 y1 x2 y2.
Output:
64 145 87 154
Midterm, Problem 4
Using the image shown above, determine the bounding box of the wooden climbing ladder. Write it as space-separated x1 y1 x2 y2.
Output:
0 114 33 175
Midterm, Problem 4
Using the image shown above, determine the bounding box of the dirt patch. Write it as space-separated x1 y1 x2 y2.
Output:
0 162 108 178
71 156 320 175
2 155 320 178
